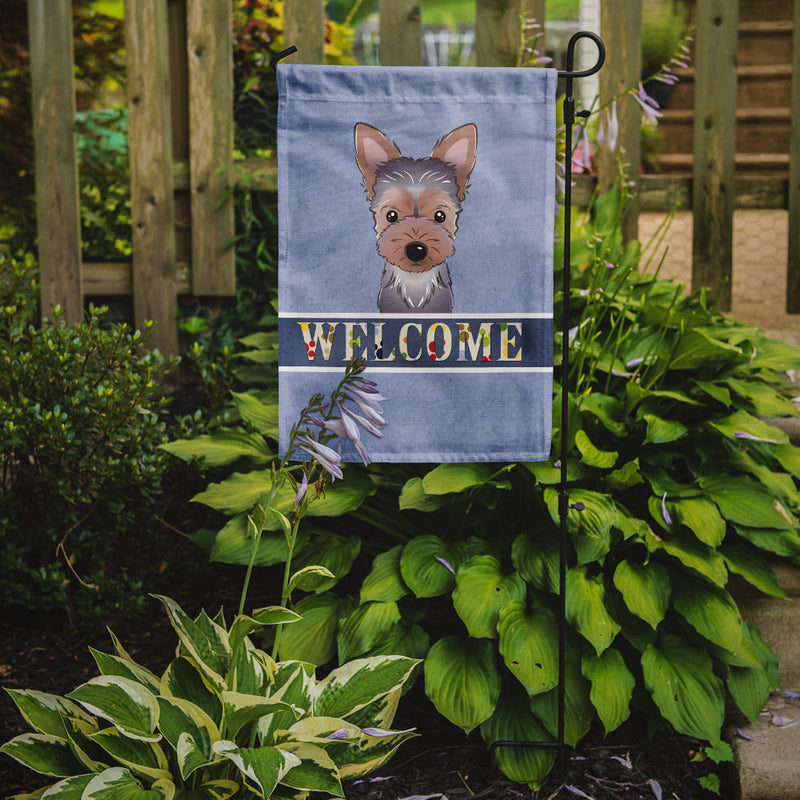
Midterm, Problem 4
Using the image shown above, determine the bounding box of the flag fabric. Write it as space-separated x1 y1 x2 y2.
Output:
277 63 557 462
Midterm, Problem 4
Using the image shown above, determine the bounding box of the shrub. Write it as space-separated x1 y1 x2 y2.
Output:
0 253 174 623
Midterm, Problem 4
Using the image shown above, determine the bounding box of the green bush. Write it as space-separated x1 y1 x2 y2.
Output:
0 253 174 623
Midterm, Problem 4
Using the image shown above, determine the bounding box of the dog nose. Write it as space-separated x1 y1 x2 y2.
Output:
405 242 428 262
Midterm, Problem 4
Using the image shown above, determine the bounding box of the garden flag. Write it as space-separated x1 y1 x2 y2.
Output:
277 64 557 462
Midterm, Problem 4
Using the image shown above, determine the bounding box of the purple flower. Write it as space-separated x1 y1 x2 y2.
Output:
649 779 663 800
565 786 595 799
294 472 308 504
362 726 416 737
342 404 384 438
661 492 673 526
435 556 455 574
597 100 619 153
735 727 755 741
297 435 344 480
734 431 778 444
611 755 632 769
326 729 351 740
633 83 662 125
343 391 386 428
783 691 800 699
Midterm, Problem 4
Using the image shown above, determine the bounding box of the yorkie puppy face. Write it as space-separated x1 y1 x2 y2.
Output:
355 124 477 274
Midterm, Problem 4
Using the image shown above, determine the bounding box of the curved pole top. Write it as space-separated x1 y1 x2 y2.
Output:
557 31 605 79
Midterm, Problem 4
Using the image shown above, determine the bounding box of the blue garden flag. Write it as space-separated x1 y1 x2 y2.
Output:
278 64 557 462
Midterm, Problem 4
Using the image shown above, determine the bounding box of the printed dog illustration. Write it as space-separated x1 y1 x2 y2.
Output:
354 122 477 313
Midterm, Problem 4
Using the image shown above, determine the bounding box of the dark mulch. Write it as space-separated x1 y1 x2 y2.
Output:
0 582 732 800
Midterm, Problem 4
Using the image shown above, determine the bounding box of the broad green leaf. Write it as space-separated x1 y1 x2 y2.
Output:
4 690 93 737
230 637 277 696
606 459 644 491
772 443 800 477
399 536 468 598
523 458 589 484
733 524 800 557
193 471 277 515
38 774 93 798
643 414 687 444
728 450 800 508
581 649 635 734
511 533 559 593
314 656 420 720
580 392 627 436
497 601 558 696
543 488 617 540
82 767 174 800
67 676 160 742
528 649 593 747
452 556 526 639
612 560 670 629
337 601 402 662
575 429 618 468
360 545 409 603
700 474 797 530
672 575 743 653
160 428 273 467
362 624 430 661
209 516 296 567
668 328 743 370
725 378 799 417
258 663 315 744
172 780 239 800
291 535 361 592
646 528 728 586
668 496 726 548
424 636 501 734
277 592 352 665
398 477 450 512
221 692 297 739
727 663 772 724
156 696 219 776
212 741 299 798
160 658 222 727
231 391 279 438
288 565 336 594
89 650 161 694
479 681 555 789
641 634 725 741
421 463 493 495
566 566 621 655
276 741 343 796
88 727 170 782
708 410 788 445
228 609 299 656
0 733 85 777
721 543 786 598
60 715 107 774
748 337 800 371
692 380 731 407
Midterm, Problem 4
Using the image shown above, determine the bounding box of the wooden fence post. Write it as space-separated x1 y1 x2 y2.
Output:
787 0 800 313
28 0 83 325
187 0 235 295
475 0 542 67
597 0 641 244
380 0 422 66
284 0 325 64
126 0 179 355
692 0 738 311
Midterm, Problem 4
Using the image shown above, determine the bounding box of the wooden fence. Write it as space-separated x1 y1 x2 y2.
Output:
27 0 800 355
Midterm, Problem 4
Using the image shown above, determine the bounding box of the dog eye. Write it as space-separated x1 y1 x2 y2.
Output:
434 210 446 223
386 210 398 223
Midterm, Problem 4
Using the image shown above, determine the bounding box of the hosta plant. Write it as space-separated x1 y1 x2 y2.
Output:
1 595 419 800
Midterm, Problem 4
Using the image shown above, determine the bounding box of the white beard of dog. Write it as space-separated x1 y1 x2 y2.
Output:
378 261 453 313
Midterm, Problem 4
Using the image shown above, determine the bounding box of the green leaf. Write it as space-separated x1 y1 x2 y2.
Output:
606 458 644 491
337 601 402 662
727 663 772 723
566 566 621 655
209 516 294 567
708 410 788 445
421 463 493 495
641 634 725 741
159 658 222 727
231 391 279 438
399 536 468 598
672 574 743 652
424 637 501 733
193 470 274 516
4 690 93 737
479 681 555 789
693 380 731 407
277 593 351 665
575 429 618 468
581 649 635 734
89 650 161 694
29 773 94 798
580 392 627 436
497 601 558 696
772 443 800 477
398 477 450 512
156 696 219 778
700 474 796 530
721 543 786 598
88 727 170 782
173 780 239 800
228 609 300 656
212 741 299 797
276 741 343 796
668 328 743 370
361 624 430 660
725 378 799 417
82 768 174 799
647 528 728 586
668 496 726 548
612 560 670 629
511 534 559 593
160 428 273 467
67 676 160 742
360 545 409 603
291 535 361 592
221 692 297 740
733 524 800 558
452 556 526 639
0 733 85 777
748 337 800 371
643 414 688 444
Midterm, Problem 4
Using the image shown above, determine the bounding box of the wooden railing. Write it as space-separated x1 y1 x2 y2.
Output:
26 0 800 355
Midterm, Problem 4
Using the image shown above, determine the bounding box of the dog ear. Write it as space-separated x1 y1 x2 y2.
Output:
354 123 401 200
431 123 478 201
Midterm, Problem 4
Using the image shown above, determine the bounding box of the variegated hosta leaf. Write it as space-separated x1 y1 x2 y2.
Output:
156 696 219 778
642 634 725 741
313 656 420 721
452 556 526 639
61 716 107 773
88 727 171 782
171 779 239 799
335 726 418 780
337 601 401 663
258 662 315 745
212 740 300 798
81 767 175 799
496 601 559 697
160 657 222 727
221 691 299 740
360 545 409 603
66 676 160 742
4 689 93 737
39 773 94 797
0 732 85 777
671 574 743 653
612 560 670 629
90 648 161 694
276 741 344 796
581 649 635 735
228 610 299 657
424 636 501 734
230 640 276 696
565 566 621 655
480 681 555 790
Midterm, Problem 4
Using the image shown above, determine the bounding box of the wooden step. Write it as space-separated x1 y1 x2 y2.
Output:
737 20 794 66
649 152 789 178
738 0 794 22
